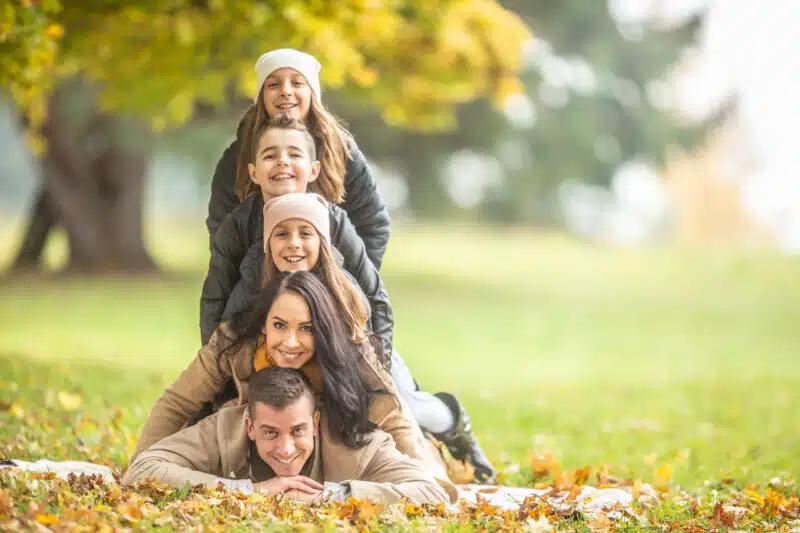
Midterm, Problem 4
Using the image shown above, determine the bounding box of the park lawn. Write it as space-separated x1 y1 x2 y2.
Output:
1 220 800 530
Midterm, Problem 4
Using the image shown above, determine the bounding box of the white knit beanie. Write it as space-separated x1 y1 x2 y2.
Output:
254 49 322 103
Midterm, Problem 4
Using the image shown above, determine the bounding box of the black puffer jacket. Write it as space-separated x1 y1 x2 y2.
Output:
199 194 394 355
205 108 391 270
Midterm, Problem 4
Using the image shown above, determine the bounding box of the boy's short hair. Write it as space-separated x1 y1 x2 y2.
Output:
251 115 317 162
247 366 316 416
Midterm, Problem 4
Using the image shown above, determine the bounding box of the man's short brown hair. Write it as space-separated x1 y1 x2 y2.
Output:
247 366 316 416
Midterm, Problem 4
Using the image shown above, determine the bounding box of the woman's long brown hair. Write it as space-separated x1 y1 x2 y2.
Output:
235 88 353 203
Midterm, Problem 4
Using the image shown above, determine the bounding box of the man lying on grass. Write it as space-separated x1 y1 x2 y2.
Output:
123 366 455 504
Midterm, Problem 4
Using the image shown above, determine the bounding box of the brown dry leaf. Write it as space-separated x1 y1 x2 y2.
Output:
573 465 592 486
565 483 582 503
336 497 383 523
0 489 13 516
356 499 383 522
554 472 574 492
531 450 560 482
475 494 501 517
586 512 614 532
712 502 736 528
596 464 617 487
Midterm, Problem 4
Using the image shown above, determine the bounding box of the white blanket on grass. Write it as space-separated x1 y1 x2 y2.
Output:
2 459 642 520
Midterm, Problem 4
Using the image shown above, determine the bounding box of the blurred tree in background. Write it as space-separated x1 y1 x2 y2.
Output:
1 0 530 273
337 0 728 223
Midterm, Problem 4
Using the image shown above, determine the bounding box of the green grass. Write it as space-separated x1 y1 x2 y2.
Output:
1 217 799 490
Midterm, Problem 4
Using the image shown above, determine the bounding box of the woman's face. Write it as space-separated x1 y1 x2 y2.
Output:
261 68 312 120
269 219 321 273
265 290 315 369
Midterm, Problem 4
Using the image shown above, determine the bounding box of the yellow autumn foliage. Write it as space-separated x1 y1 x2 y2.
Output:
1 0 531 133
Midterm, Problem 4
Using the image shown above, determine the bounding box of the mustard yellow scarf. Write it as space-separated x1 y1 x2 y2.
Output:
252 337 324 393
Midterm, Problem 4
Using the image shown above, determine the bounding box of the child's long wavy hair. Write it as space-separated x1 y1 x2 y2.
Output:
235 89 353 204
264 229 368 346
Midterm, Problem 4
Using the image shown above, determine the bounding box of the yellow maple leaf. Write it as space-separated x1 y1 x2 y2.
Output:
653 463 673 487
36 513 60 525
57 391 83 411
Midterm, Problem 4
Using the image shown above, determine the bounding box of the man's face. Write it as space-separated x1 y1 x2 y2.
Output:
247 128 320 200
245 395 319 477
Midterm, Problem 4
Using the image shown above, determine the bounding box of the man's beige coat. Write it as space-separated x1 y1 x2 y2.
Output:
124 405 457 504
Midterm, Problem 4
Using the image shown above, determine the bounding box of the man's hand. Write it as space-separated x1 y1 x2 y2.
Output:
252 476 323 496
284 488 323 503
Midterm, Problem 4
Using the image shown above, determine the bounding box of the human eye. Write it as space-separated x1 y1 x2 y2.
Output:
272 320 285 329
292 427 307 437
300 325 313 334
273 229 288 238
267 81 279 88
263 429 277 438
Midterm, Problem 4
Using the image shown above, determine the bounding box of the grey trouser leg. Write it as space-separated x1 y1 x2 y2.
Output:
390 349 454 434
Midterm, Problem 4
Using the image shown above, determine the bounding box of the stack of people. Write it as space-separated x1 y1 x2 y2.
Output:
125 49 496 505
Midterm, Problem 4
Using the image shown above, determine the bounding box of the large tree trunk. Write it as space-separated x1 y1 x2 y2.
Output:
401 135 451 217
10 188 59 271
9 79 157 274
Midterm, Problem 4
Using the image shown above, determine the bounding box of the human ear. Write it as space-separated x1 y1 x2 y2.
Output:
307 161 320 183
245 414 256 441
248 162 258 184
312 410 320 436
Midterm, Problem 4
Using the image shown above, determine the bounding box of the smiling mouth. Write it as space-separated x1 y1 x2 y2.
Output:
277 349 305 362
282 255 306 263
271 454 300 465
277 103 297 110
270 173 295 181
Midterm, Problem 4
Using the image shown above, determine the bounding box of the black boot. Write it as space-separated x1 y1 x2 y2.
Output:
432 392 497 483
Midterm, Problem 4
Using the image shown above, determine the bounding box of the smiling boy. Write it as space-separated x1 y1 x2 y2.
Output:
247 119 320 201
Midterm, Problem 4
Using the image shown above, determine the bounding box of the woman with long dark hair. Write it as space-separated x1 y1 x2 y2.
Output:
223 270 375 448
134 271 449 486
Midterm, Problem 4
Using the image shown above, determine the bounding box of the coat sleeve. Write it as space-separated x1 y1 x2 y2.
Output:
200 207 251 345
132 330 232 460
340 142 391 270
358 350 449 484
222 242 264 323
206 110 253 249
329 205 394 356
205 138 240 251
346 434 456 504
123 410 226 488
